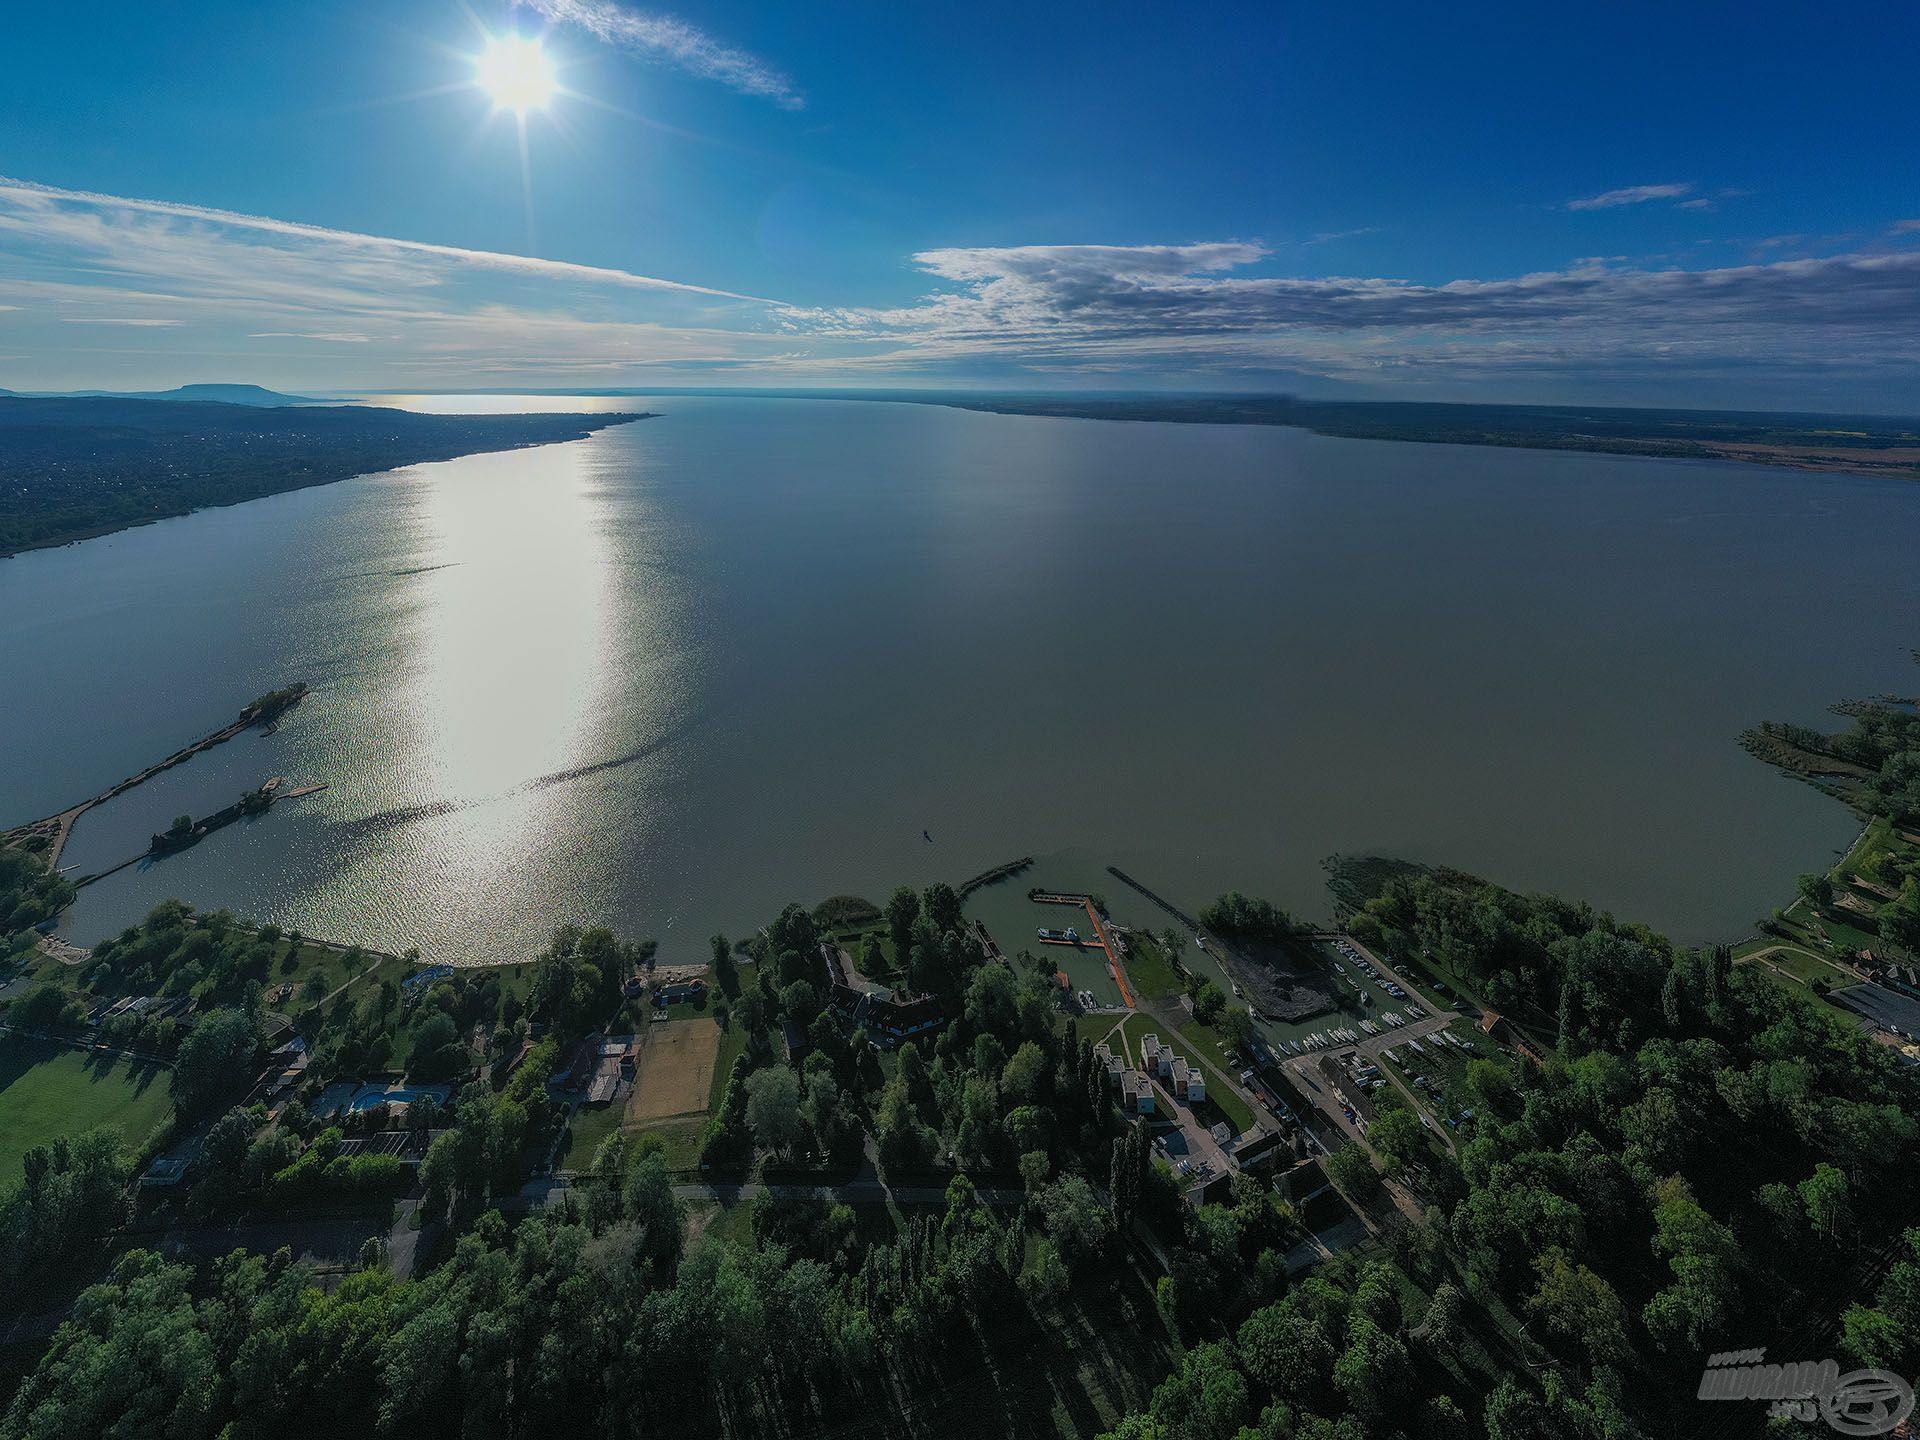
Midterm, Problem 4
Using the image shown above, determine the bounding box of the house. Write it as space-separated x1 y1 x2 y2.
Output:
1227 1125 1285 1171
782 1019 811 1063
654 978 708 1007
827 983 950 1048
1185 1169 1232 1208
1170 1056 1192 1099
1140 1034 1161 1073
819 940 851 989
1125 1072 1156 1115
1478 1010 1546 1065
562 1033 604 1088
1185 1067 1207 1104
140 1156 190 1188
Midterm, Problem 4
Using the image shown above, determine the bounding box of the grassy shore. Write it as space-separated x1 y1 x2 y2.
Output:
0 1035 173 1188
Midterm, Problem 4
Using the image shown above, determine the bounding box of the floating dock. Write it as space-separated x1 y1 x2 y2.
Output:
1033 891 1136 1008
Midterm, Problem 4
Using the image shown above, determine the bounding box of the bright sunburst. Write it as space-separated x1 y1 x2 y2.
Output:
476 34 556 114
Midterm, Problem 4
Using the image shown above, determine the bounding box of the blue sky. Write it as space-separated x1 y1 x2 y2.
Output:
2 0 1917 406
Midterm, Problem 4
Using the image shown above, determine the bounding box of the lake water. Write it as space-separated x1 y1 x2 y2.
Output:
4 395 1915 966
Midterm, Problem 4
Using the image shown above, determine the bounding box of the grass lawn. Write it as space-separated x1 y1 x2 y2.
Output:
1104 1012 1157 1064
709 1015 752 1110
637 1117 706 1172
1751 946 1855 987
685 1197 758 1248
823 923 900 982
1122 936 1183 1004
562 1101 623 1170
0 1036 174 1188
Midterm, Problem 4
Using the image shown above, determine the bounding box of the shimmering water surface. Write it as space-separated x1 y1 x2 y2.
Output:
5 396 1916 964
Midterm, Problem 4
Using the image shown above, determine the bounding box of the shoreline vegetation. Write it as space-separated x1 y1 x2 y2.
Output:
0 395 654 556
324 388 1920 480
914 392 1920 479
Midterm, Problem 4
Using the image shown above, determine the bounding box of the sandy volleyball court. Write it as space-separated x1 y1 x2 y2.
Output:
625 1020 722 1124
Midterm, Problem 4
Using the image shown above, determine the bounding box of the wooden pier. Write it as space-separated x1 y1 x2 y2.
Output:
1032 892 1137 1009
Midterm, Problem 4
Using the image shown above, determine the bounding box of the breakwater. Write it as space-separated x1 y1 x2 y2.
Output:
3 684 309 873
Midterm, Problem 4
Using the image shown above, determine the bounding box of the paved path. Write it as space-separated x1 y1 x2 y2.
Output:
668 1178 1026 1206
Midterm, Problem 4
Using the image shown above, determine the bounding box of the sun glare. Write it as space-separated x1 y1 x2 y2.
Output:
477 34 556 114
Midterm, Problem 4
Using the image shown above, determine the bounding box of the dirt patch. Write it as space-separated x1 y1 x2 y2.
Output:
626 1020 722 1125
1705 441 1920 473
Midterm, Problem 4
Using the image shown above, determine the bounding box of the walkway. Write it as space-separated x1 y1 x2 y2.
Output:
1034 892 1137 1008
524 1172 1026 1209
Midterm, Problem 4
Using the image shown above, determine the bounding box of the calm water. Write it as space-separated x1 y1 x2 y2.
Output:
4 396 1914 965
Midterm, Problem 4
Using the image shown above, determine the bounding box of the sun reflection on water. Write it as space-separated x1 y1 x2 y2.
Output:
404 441 610 896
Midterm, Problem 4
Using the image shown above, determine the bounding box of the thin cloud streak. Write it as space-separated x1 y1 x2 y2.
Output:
514 0 803 109
0 177 779 303
1566 182 1694 211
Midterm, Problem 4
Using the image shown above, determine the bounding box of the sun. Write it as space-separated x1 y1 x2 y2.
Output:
476 34 556 114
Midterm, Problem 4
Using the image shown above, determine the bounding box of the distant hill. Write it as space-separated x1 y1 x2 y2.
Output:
0 383 325 406
0 394 653 555
127 383 328 406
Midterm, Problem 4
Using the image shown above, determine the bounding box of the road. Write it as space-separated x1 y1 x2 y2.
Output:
1269 933 1464 1223
524 1173 1025 1208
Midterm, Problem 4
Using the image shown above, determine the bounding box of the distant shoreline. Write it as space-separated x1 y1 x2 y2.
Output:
0 398 655 558
907 394 1920 481
316 388 1920 482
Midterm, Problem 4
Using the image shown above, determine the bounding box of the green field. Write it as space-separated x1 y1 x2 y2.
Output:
1120 935 1183 1003
561 1101 623 1170
0 1036 174 1189
1746 944 1854 988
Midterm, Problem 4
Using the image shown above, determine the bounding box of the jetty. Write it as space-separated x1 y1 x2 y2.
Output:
3 684 309 874
76 778 328 887
956 855 1033 899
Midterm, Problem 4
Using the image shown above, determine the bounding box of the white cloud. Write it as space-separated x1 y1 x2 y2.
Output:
1891 219 1920 236
514 0 802 109
0 178 771 302
1566 182 1694 211
5 177 1919 405
1307 226 1381 245
787 241 1920 398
